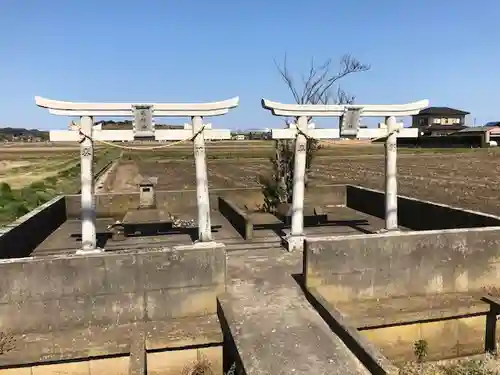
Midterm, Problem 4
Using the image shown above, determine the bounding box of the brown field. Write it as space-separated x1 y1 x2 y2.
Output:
97 143 500 216
4 141 500 216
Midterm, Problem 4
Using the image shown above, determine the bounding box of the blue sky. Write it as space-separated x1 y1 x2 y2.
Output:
0 0 499 130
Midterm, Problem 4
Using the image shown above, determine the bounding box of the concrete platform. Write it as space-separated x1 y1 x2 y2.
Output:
31 211 248 256
250 206 401 238
30 206 390 257
218 248 371 375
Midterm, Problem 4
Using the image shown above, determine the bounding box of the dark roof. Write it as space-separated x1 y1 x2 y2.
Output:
416 107 470 116
485 122 500 127
423 124 467 132
456 126 488 133
96 120 184 130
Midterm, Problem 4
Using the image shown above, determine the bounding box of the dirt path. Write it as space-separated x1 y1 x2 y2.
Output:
108 162 142 192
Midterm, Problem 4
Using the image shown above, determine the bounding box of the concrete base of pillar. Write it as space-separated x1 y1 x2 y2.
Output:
284 235 305 252
376 228 401 234
173 241 225 251
76 248 104 255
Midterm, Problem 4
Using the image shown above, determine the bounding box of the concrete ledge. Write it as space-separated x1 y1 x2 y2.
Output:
0 196 67 258
306 287 398 375
0 356 130 375
0 315 223 369
335 292 490 329
346 185 500 230
218 197 252 240
360 315 488 362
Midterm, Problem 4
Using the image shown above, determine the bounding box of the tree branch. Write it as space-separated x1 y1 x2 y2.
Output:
275 53 370 105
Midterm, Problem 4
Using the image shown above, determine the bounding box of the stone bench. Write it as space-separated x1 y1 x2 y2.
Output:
218 196 252 239
218 197 331 241
276 203 328 226
121 208 173 236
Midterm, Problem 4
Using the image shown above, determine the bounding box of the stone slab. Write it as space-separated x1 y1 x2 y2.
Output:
122 209 169 224
219 248 371 375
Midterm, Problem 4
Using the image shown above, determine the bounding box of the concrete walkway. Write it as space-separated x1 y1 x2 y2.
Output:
218 248 371 375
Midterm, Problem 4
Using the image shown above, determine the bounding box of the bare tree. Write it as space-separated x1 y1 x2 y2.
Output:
260 54 370 212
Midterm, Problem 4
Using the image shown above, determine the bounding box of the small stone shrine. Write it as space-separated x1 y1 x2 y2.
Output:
138 177 158 209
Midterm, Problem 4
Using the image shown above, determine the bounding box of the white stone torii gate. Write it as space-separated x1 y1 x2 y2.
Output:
261 98 429 252
35 96 239 253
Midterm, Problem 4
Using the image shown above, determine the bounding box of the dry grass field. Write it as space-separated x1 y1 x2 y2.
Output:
0 144 118 224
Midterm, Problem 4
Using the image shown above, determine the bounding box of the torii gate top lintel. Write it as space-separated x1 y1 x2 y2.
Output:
261 98 430 117
35 96 239 117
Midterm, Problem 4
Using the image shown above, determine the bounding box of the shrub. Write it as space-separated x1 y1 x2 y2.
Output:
0 331 15 355
0 182 12 196
414 339 428 362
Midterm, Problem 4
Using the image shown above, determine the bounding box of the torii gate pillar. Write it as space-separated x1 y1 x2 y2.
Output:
80 116 97 251
289 116 308 251
192 115 212 241
384 116 398 231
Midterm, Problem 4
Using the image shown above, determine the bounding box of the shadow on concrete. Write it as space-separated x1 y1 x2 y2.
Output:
254 219 372 237
70 232 111 249
217 299 247 375
290 273 396 375
70 224 223 246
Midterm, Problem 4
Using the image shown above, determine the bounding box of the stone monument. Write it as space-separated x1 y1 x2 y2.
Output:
138 177 158 209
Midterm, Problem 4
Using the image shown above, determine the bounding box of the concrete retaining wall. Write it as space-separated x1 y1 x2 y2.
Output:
66 190 200 219
65 188 263 219
305 184 346 207
218 197 252 239
305 229 500 360
0 244 225 334
65 185 347 219
346 185 500 230
0 196 66 259
305 228 500 302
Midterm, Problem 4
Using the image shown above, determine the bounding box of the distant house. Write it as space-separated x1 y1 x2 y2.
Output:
412 107 470 136
453 125 500 147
